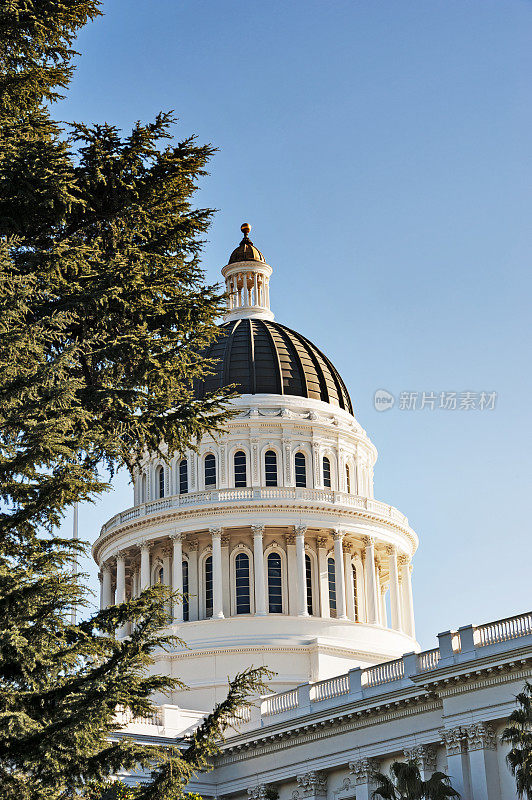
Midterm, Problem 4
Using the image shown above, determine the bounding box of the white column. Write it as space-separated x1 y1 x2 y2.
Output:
317 536 330 617
171 533 183 623
188 540 199 621
286 533 298 614
221 533 230 617
399 555 415 637
115 553 126 604
349 758 379 800
344 546 356 621
440 728 469 799
466 723 501 800
140 541 151 591
253 273 258 307
332 529 347 620
388 546 403 631
252 525 267 616
210 527 224 619
364 537 379 624
380 583 388 627
295 525 309 617
101 564 113 608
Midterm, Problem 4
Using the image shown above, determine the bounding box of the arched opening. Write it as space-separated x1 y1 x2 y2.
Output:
264 449 278 487
267 552 283 613
204 453 216 487
328 556 337 618
182 560 189 621
204 555 213 618
157 466 165 499
352 564 359 622
295 452 307 488
305 553 313 615
179 459 188 494
346 464 351 494
235 552 251 614
234 450 247 487
323 456 332 489
156 566 164 584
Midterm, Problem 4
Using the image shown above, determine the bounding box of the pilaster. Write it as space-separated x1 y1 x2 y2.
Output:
466 722 500 800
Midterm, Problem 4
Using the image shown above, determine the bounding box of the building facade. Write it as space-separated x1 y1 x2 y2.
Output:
94 225 532 797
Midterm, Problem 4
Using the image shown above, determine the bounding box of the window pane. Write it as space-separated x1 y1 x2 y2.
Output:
234 451 247 487
182 560 189 621
235 553 251 614
179 459 188 494
265 450 278 487
205 454 216 487
205 556 213 618
158 467 165 498
346 465 351 494
323 457 331 488
267 552 283 613
295 452 307 488
328 557 337 618
352 564 358 622
305 554 313 615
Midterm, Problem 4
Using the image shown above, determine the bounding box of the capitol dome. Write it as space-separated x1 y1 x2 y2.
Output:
196 318 354 414
93 223 419 712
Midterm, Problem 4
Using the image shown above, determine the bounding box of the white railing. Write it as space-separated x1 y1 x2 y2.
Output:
261 689 298 716
226 706 252 728
363 657 404 688
100 489 409 536
475 612 532 647
311 674 349 702
418 648 440 672
115 706 162 727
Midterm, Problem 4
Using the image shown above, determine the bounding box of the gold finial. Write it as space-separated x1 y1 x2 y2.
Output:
241 222 251 237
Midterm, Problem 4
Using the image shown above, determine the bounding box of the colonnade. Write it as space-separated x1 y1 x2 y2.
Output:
100 526 415 638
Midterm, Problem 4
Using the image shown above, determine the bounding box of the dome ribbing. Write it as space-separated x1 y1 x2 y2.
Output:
196 318 353 414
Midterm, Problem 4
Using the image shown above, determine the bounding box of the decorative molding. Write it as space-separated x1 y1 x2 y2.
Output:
252 524 266 537
286 534 296 546
440 726 466 756
221 534 231 547
349 757 378 785
317 536 328 549
403 744 437 772
296 771 327 797
209 527 222 539
247 786 267 800
466 722 497 751
295 524 307 537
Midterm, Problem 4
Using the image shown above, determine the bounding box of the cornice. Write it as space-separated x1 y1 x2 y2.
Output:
93 502 417 563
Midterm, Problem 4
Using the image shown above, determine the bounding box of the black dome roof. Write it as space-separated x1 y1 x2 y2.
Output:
196 318 353 414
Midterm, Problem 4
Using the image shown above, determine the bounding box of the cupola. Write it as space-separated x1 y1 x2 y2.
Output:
222 223 274 322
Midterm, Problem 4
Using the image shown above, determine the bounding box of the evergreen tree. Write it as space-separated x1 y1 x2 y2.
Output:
0 3 267 798
502 682 532 799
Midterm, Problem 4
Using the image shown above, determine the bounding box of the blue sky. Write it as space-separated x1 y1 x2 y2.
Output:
57 0 532 649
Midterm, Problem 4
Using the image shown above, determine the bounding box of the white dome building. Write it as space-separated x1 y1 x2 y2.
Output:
93 223 419 712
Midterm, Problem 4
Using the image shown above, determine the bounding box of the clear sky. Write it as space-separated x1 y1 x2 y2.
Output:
57 0 532 649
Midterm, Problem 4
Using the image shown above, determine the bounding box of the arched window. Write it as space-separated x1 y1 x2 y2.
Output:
323 456 331 488
346 464 351 494
295 452 307 488
352 564 359 622
179 459 188 494
204 555 213 618
157 466 165 499
328 556 337 618
235 553 251 614
182 560 189 621
264 450 278 487
267 552 283 613
234 450 247 487
141 473 147 503
204 453 216 487
305 553 313 615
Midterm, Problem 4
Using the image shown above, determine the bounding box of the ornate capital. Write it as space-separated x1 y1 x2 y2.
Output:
188 538 199 551
209 526 222 539
403 744 437 772
139 539 152 552
332 528 344 542
362 535 374 547
398 554 411 567
349 758 378 785
386 545 396 556
296 772 327 798
247 787 267 800
161 546 172 558
440 726 466 756
285 533 296 545
170 531 183 542
466 722 497 751
252 524 265 537
221 533 231 547
317 536 328 549
295 524 307 537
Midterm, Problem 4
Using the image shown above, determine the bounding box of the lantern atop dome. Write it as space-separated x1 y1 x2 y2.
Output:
222 223 274 322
